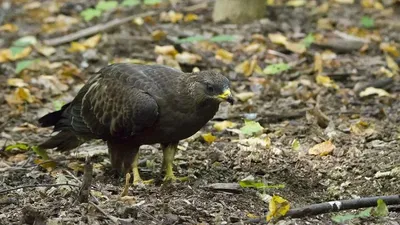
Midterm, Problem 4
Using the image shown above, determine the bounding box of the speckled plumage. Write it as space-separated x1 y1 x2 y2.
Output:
38 63 232 174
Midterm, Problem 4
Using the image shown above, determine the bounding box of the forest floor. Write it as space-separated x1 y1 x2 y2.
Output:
1 0 400 224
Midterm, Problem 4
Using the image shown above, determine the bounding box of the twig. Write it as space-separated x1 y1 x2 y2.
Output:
0 183 80 194
78 157 93 203
233 195 400 224
89 202 134 224
43 11 158 46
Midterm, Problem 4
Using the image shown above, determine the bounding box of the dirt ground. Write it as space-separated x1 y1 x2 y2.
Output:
1 0 400 224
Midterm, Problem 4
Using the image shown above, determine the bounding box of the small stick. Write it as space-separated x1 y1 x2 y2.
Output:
89 202 134 224
0 183 80 195
78 157 93 203
43 11 158 46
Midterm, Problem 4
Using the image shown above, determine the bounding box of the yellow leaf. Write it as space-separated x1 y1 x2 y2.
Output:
243 43 265 53
215 49 233 63
7 78 28 87
151 30 167 41
68 42 87 53
82 34 102 48
0 47 32 62
362 0 384 9
184 13 198 22
266 195 290 222
16 87 34 103
35 44 56 57
284 41 306 54
308 140 335 156
34 158 56 172
235 92 255 102
155 45 178 57
213 121 237 131
334 0 354 4
286 0 306 7
291 139 300 151
175 52 202 64
67 162 84 172
202 133 216 144
385 54 399 73
380 43 399 57
316 74 338 89
350 120 375 136
0 23 18 32
359 87 391 97
246 213 258 219
235 59 260 76
268 33 287 45
160 10 183 23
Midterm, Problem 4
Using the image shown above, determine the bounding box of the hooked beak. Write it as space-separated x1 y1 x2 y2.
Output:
216 89 234 105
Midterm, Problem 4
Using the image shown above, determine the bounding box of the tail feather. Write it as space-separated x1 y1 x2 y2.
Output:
38 103 71 127
38 131 81 151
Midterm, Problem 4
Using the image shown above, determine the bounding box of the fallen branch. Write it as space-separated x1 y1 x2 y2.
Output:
78 157 93 203
234 195 400 224
43 11 158 46
0 183 80 194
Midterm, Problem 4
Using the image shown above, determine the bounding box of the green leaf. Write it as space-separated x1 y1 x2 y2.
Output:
263 63 291 75
96 1 118 11
291 139 300 151
331 214 357 223
239 180 285 189
12 36 37 47
52 100 65 111
331 208 372 223
32 146 50 160
209 35 236 42
373 199 389 217
80 8 102 21
302 33 314 48
121 0 140 6
176 36 207 44
240 120 264 136
5 143 30 151
144 0 161 5
16 59 35 73
10 46 26 57
361 16 374 28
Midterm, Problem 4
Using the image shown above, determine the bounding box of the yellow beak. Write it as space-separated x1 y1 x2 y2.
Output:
217 89 234 104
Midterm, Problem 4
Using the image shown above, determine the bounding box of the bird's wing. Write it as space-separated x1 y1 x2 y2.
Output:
66 64 160 139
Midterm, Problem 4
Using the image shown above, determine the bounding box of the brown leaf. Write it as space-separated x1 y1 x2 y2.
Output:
308 140 335 156
0 23 18 32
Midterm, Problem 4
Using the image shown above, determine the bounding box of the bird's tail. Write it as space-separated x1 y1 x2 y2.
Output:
38 103 81 151
38 130 81 152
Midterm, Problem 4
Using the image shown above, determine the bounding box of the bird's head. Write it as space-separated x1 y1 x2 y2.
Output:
189 70 234 105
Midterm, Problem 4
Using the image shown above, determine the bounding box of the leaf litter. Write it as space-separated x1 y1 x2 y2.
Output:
0 0 400 224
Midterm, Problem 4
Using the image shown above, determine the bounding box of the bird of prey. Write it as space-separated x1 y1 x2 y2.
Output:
38 63 233 184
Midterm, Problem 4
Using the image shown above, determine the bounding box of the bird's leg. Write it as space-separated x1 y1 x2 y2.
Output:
132 152 153 185
162 143 188 182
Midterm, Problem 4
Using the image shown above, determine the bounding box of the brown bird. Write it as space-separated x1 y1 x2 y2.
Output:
38 63 233 184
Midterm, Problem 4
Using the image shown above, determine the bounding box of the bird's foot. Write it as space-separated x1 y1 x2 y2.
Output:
133 178 154 186
163 174 188 183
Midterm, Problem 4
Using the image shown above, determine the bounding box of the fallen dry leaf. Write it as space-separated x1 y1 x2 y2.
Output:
316 74 339 89
266 195 290 222
385 54 399 73
35 44 56 57
175 52 202 64
155 45 178 57
0 23 18 32
359 87 391 97
7 78 28 87
213 121 237 131
184 13 198 22
202 133 216 144
380 43 399 57
68 34 102 53
8 154 28 163
308 140 335 156
5 87 35 105
235 59 261 76
350 120 376 136
160 10 183 23
215 49 233 63
151 30 167 41
235 92 255 102
0 47 32 62
268 33 287 45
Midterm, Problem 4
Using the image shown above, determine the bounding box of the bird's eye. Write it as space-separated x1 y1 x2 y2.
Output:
206 84 214 92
